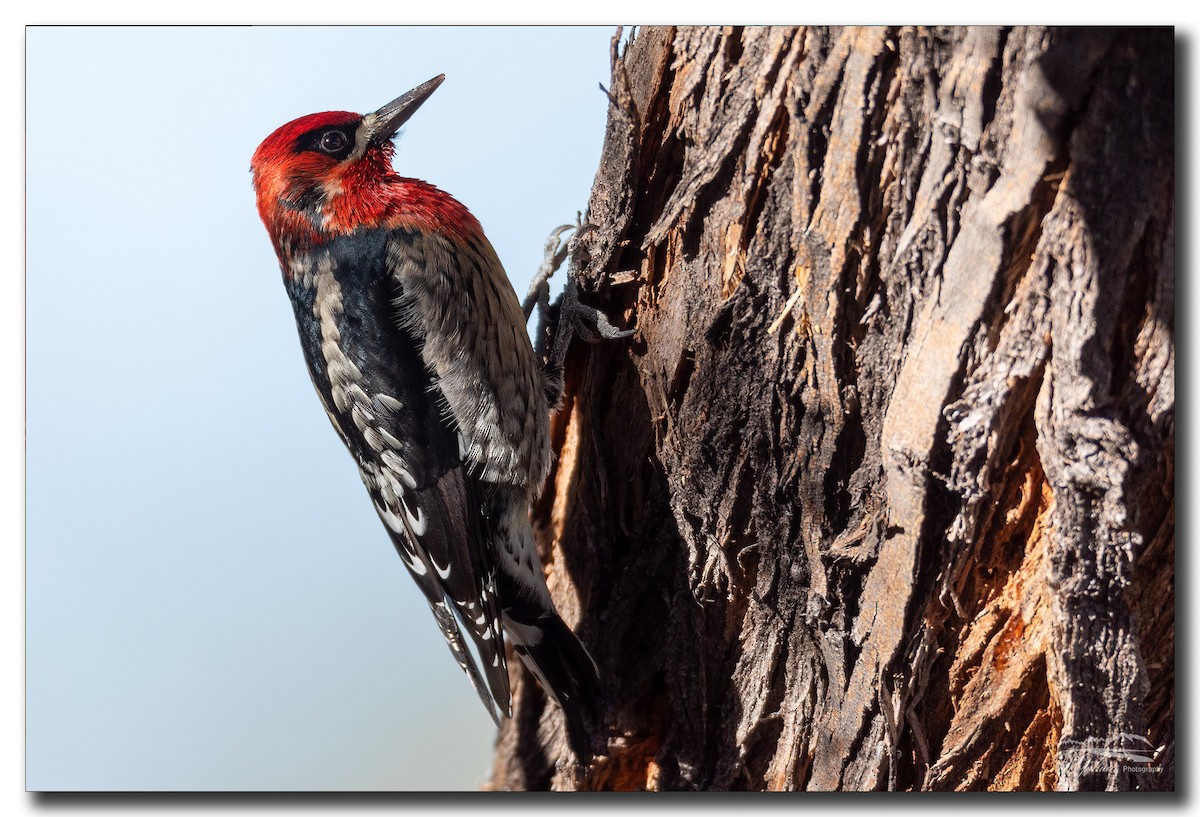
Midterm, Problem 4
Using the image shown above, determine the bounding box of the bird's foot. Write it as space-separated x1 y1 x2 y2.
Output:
542 272 633 408
527 219 633 408
522 222 575 323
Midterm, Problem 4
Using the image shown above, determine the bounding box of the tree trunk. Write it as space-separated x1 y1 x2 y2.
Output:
489 25 1174 792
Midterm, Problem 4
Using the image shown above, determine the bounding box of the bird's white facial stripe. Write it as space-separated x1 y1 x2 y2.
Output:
347 116 374 162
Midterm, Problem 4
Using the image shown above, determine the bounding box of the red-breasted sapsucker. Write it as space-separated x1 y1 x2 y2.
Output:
251 75 598 757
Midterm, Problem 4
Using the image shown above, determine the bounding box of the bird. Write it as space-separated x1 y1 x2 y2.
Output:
250 75 599 757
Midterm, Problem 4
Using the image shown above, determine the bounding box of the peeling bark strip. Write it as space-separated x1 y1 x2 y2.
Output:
488 26 1174 791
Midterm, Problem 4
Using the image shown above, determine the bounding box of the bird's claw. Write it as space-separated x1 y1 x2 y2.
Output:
567 221 599 258
522 223 574 322
526 219 632 408
521 214 606 318
546 277 632 387
566 290 634 344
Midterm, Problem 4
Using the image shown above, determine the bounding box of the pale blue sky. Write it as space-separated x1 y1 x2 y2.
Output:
25 25 614 791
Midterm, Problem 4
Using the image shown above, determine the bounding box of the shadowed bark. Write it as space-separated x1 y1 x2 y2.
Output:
489 25 1174 792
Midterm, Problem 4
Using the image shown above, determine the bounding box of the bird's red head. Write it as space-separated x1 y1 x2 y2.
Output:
251 75 481 262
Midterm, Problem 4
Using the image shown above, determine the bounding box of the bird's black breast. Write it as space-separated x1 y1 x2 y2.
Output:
284 229 458 485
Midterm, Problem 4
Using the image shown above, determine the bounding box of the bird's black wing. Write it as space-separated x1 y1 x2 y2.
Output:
306 230 511 722
376 460 510 724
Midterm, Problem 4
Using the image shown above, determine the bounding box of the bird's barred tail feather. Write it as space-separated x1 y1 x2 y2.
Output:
513 613 601 760
499 579 601 758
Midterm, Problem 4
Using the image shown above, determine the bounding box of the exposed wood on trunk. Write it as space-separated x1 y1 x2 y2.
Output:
488 25 1174 792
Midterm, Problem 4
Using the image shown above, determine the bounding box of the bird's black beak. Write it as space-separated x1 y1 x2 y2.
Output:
364 75 446 147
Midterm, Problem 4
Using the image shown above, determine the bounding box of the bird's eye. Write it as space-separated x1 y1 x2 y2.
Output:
319 130 349 154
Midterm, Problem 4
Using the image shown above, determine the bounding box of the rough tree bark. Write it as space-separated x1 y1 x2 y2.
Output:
488 25 1174 792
